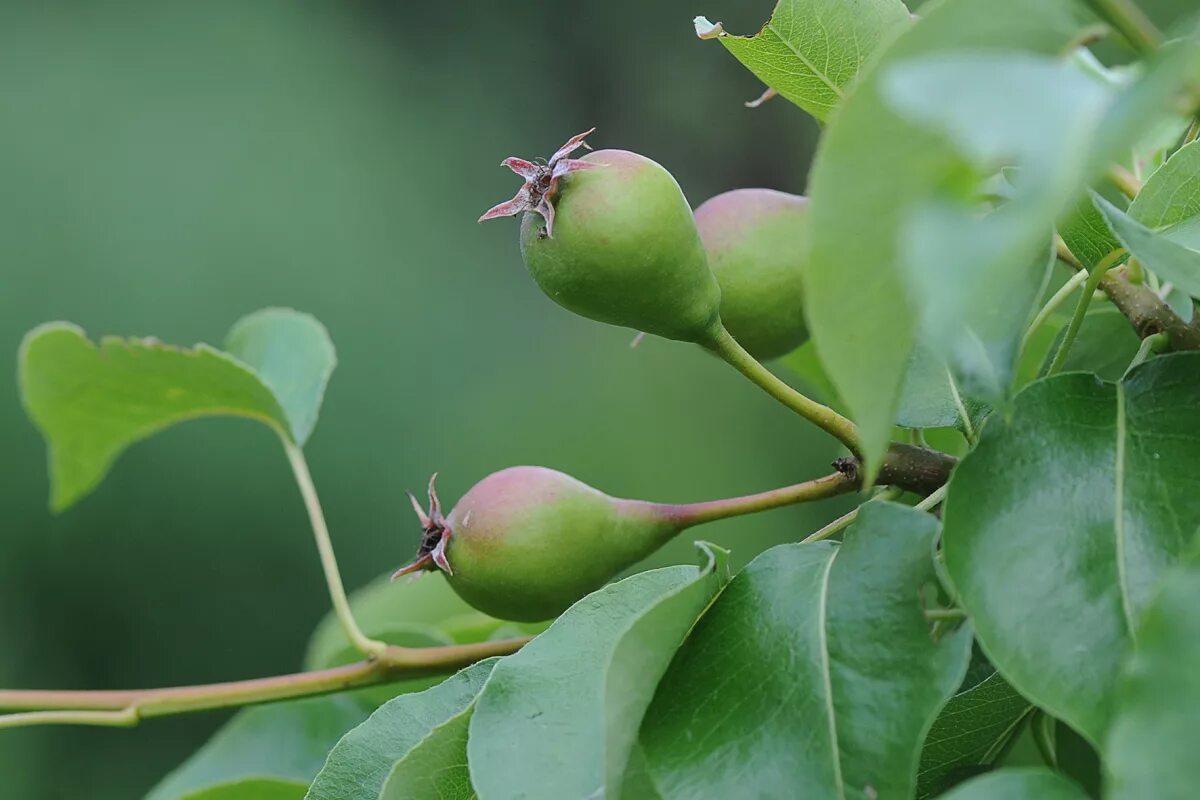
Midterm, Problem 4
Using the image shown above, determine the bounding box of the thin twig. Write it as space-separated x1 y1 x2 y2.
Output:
0 637 528 729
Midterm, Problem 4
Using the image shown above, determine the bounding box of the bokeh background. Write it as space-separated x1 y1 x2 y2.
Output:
0 0 1193 796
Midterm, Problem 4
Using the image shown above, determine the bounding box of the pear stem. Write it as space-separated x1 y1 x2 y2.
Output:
704 324 861 457
655 470 860 528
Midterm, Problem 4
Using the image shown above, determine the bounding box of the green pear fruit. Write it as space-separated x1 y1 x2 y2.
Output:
694 188 810 360
479 130 722 344
393 467 679 622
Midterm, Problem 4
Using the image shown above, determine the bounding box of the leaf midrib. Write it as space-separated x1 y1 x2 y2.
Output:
766 22 845 100
816 548 846 799
1114 382 1136 637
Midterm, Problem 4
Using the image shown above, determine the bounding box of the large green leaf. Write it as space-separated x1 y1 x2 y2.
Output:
146 695 368 800
19 308 334 511
305 659 495 800
641 503 971 799
693 0 911 121
942 353 1200 746
805 0 1088 479
936 768 1089 799
916 654 1033 799
1105 544 1200 800
467 543 730 800
1095 192 1200 299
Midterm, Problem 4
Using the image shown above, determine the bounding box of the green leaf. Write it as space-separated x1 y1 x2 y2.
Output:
1163 283 1196 322
942 353 1200 746
641 503 971 799
467 543 730 800
1095 193 1200 299
1105 544 1200 800
936 768 1089 799
19 308 334 511
378 709 475 800
805 0 1088 479
146 696 368 800
619 746 664 800
224 308 336 446
305 659 495 800
917 654 1033 799
693 0 911 121
903 218 1055 404
1058 192 1126 271
1090 39 1200 176
1128 139 1200 232
896 343 990 433
1054 722 1102 799
1039 305 1141 382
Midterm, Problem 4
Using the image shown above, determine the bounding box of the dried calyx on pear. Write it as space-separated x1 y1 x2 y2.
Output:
480 129 722 344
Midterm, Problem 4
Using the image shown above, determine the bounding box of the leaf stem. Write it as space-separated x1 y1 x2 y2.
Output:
1107 164 1143 200
945 369 976 446
705 324 861 456
1124 331 1169 376
282 438 387 659
1184 118 1200 146
923 607 968 621
1020 268 1091 356
800 487 904 544
1046 248 1128 375
1031 711 1059 768
1082 0 1161 55
0 637 527 729
915 483 948 512
660 471 860 528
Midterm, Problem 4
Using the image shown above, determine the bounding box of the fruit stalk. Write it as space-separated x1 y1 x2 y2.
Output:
651 470 858 527
704 324 862 456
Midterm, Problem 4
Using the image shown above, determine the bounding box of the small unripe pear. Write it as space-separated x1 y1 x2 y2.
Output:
479 131 722 343
393 467 679 622
694 189 810 360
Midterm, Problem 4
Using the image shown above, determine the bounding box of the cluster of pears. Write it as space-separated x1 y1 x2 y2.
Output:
396 130 816 621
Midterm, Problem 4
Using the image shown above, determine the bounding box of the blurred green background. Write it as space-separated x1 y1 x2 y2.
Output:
0 0 1193 796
